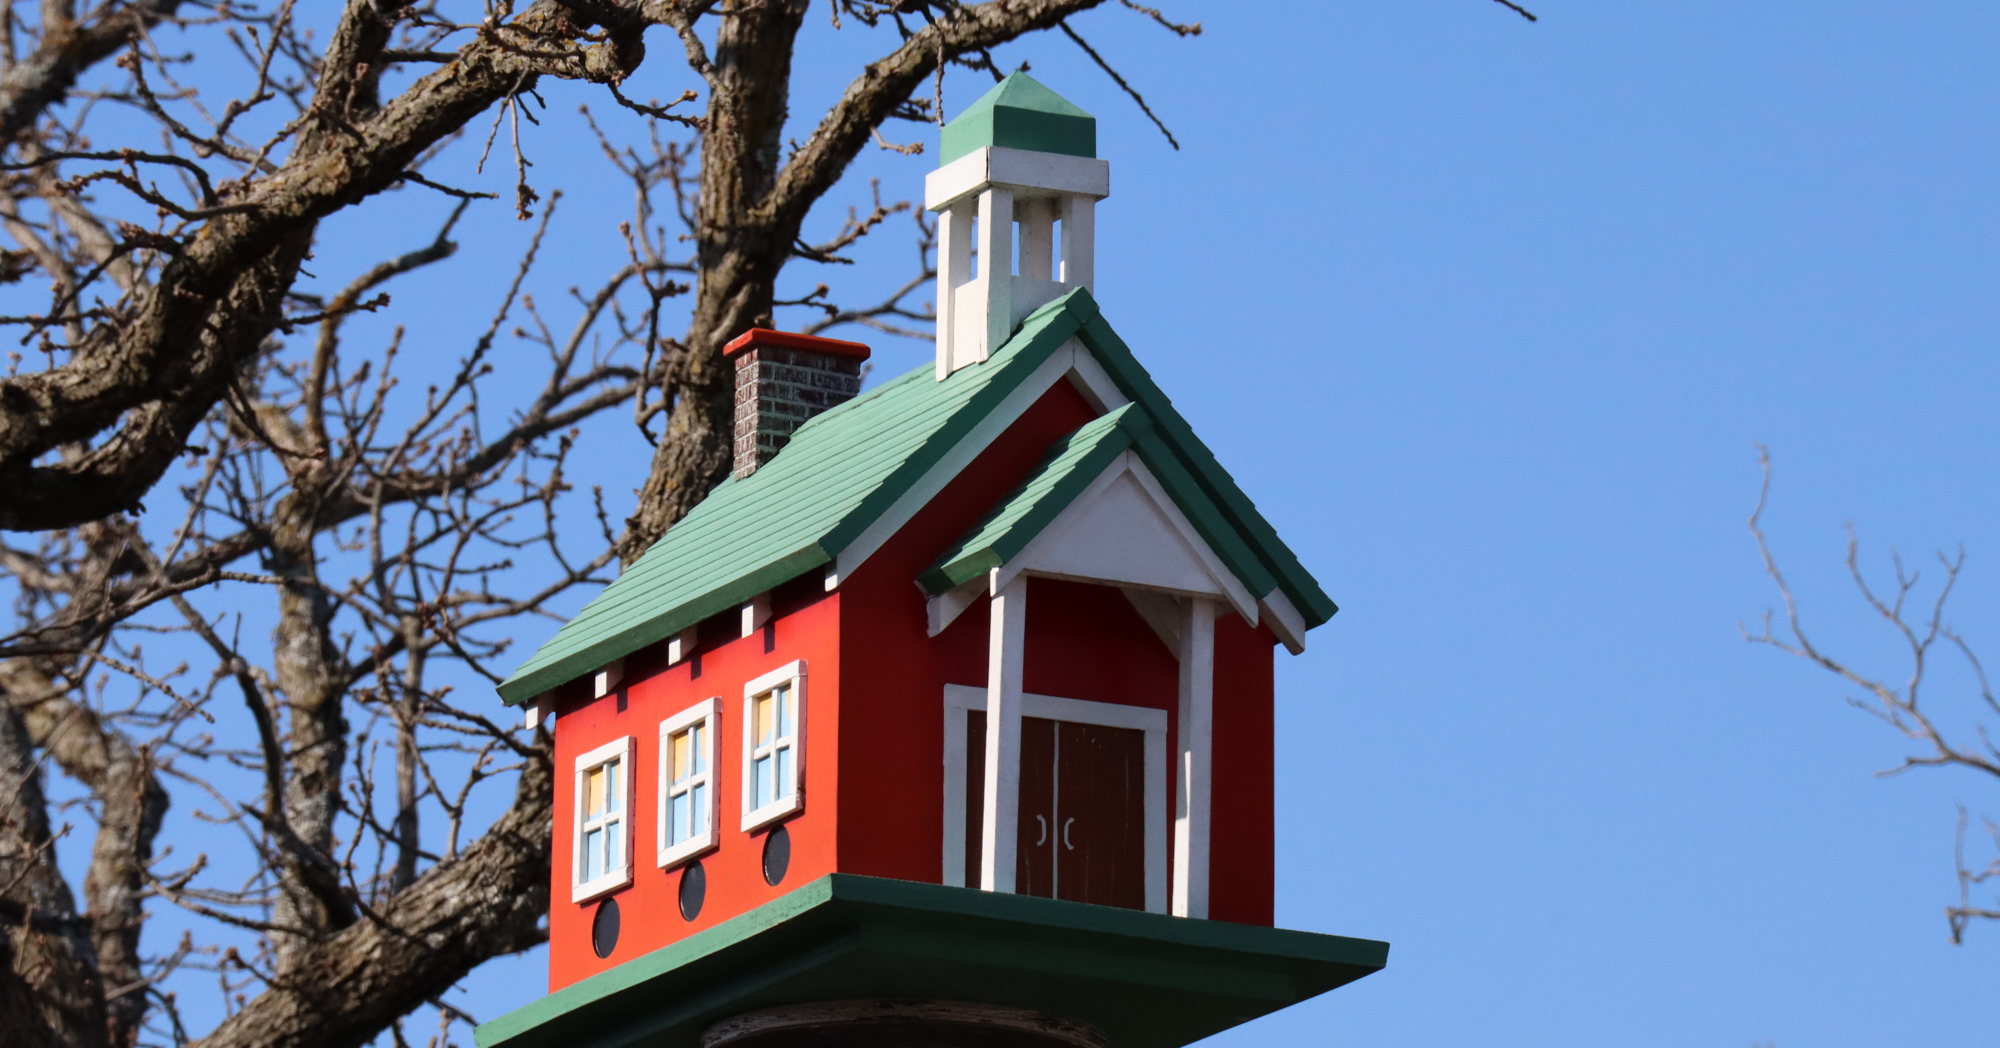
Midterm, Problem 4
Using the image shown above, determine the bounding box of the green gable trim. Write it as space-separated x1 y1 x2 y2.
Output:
475 874 1388 1048
940 72 1096 166
1070 315 1340 627
915 402 1284 609
1125 427 1280 601
918 404 1149 595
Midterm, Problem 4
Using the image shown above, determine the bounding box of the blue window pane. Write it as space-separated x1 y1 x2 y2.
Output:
754 754 773 809
776 746 793 799
585 828 604 881
692 725 706 774
672 792 691 844
607 820 623 870
693 784 708 835
775 687 792 736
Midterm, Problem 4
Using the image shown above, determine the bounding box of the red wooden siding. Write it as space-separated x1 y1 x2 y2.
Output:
546 371 1283 988
832 381 1102 885
547 572 841 990
1208 611 1277 927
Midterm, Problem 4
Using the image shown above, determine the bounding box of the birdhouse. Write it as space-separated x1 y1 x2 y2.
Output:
480 75 1386 1048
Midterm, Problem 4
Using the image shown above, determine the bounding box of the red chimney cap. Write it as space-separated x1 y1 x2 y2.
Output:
723 328 872 360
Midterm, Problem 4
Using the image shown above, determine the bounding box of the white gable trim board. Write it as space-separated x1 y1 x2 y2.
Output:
924 450 1261 638
998 452 1260 621
835 336 1128 585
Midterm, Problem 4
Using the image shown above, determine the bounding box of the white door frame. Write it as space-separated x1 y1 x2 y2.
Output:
942 683 1168 914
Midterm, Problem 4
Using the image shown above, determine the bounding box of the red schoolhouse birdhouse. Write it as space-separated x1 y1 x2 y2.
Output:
482 74 1383 1048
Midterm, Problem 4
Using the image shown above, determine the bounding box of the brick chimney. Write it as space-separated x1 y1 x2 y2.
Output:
725 329 872 479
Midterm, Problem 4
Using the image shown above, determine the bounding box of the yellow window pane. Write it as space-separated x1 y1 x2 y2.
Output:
756 693 774 745
586 765 605 817
672 730 690 783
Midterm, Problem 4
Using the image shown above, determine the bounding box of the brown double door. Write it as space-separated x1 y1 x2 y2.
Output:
966 711 1146 909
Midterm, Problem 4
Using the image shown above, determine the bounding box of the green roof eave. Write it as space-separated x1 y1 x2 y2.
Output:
496 543 831 705
1125 427 1280 600
475 874 1388 1048
1071 315 1340 628
918 403 1149 595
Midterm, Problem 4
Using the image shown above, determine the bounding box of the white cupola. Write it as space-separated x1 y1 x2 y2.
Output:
926 74 1110 379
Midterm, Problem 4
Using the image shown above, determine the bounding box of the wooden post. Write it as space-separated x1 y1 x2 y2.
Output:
1059 193 1094 292
975 186 1014 366
936 201 973 380
1173 598 1214 918
982 572 1028 893
1020 197 1055 281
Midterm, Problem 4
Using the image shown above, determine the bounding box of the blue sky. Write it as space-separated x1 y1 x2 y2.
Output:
37 2 1995 1045
840 4 1998 1044
435 3 2000 1045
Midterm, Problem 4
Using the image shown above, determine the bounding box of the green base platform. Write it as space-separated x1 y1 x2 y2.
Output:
476 875 1389 1048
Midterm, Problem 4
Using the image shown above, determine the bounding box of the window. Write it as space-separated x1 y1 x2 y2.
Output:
658 699 719 869
741 661 806 830
572 737 633 903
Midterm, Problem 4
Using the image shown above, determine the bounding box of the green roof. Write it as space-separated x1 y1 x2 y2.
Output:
475 874 1388 1048
496 289 1336 705
939 72 1096 166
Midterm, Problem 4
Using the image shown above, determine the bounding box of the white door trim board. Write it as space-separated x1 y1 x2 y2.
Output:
942 684 1167 914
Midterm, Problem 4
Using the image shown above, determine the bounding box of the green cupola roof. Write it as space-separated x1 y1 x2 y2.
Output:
939 72 1095 166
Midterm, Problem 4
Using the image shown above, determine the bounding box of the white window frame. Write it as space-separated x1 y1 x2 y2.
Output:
571 736 634 903
657 698 720 870
941 683 1168 914
741 660 806 831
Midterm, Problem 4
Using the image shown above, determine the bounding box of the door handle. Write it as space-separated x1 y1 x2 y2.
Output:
1034 814 1047 846
1062 818 1075 850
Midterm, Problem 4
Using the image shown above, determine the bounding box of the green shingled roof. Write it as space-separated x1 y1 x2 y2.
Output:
496 289 1336 705
939 72 1096 166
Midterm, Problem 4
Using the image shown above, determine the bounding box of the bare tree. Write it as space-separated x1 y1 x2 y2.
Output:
1745 446 2000 944
0 1 1541 1047
0 1 1229 1046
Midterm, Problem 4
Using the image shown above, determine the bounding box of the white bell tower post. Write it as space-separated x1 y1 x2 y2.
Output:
925 74 1111 380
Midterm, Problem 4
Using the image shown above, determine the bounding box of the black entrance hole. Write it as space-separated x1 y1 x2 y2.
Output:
678 860 707 921
762 824 791 886
590 896 620 959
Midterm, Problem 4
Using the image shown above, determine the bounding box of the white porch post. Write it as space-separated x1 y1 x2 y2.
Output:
1173 597 1215 918
981 573 1028 893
